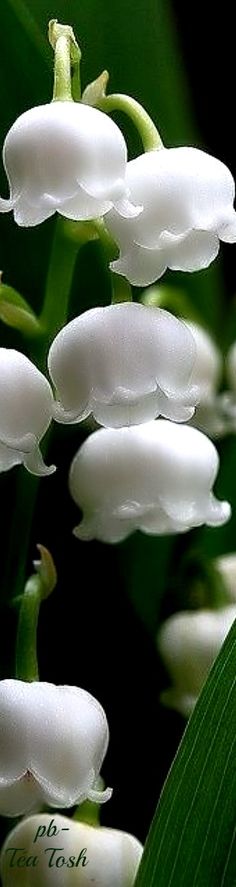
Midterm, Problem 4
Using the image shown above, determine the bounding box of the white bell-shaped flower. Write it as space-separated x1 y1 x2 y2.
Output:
0 102 139 226
48 302 199 428
0 349 55 476
1 813 143 886
106 147 236 285
157 605 236 717
0 680 111 816
69 420 230 543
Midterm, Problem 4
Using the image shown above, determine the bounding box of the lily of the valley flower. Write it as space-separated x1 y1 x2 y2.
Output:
48 302 199 428
106 147 236 285
69 420 230 543
0 680 111 816
0 102 139 226
0 813 143 887
0 349 55 476
157 605 236 717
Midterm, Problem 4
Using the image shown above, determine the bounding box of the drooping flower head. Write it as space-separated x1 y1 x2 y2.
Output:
106 147 236 285
48 302 199 427
69 420 230 543
157 605 236 717
0 102 139 226
0 680 111 816
1 813 143 886
0 348 55 475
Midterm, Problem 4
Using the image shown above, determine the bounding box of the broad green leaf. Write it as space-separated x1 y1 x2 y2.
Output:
135 619 236 887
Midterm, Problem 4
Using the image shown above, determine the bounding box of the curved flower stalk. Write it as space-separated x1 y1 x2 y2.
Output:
0 813 143 886
0 102 140 226
105 147 236 285
48 302 199 428
0 349 55 476
0 680 111 816
156 605 236 717
69 420 230 543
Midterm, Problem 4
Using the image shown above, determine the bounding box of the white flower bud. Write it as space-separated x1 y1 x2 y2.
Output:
214 553 236 602
157 606 236 717
106 147 236 285
48 303 199 428
0 349 55 476
0 680 111 816
0 102 139 226
69 420 230 543
0 813 143 887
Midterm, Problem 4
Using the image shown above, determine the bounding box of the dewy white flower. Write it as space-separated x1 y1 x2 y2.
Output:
48 302 199 428
69 420 230 544
0 680 111 816
0 102 140 226
156 605 236 717
106 147 236 285
0 349 55 476
1 813 143 886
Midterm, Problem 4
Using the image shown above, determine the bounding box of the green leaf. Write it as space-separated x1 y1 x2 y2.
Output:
135 619 236 887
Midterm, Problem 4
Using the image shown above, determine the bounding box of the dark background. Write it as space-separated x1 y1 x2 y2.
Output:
0 0 236 850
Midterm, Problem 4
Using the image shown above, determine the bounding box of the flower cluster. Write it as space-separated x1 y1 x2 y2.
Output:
0 22 236 887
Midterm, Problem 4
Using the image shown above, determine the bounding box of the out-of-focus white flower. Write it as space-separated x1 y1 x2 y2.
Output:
0 680 111 816
48 303 199 428
185 321 222 402
214 552 236 602
185 321 227 438
0 813 143 886
0 349 55 476
0 102 139 226
69 420 230 544
157 605 236 717
226 341 236 391
106 147 236 285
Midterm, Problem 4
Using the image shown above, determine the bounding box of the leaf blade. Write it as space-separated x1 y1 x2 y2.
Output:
135 621 236 887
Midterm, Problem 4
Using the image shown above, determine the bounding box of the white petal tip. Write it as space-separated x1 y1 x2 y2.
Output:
113 197 143 219
24 448 56 477
87 785 113 804
0 196 14 213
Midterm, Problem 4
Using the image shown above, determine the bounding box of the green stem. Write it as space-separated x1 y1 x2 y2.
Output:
49 20 82 103
15 575 41 681
98 93 163 152
35 217 80 370
2 218 80 607
111 272 132 303
52 34 72 101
